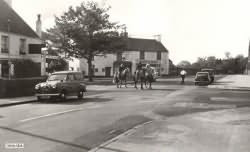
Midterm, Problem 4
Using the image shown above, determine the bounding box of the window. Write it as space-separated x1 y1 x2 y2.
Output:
157 52 161 60
95 68 98 72
74 73 84 81
140 51 145 60
19 38 26 54
67 74 75 81
1 35 9 53
102 68 105 72
117 52 122 61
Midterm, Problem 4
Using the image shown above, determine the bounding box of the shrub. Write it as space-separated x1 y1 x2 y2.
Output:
13 59 41 78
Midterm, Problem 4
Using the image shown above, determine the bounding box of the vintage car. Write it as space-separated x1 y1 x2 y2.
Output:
35 71 86 101
201 68 215 83
194 72 211 85
151 67 159 82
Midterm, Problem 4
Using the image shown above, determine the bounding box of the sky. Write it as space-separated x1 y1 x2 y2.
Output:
12 0 250 64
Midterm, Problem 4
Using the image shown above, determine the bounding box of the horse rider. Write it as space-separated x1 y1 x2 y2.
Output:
118 63 125 79
145 64 154 75
136 62 143 73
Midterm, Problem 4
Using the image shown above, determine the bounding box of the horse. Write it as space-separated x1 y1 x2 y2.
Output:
144 68 154 89
113 68 130 88
134 68 146 89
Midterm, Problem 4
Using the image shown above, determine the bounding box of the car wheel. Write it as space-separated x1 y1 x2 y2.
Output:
59 91 67 101
37 96 42 101
78 91 84 99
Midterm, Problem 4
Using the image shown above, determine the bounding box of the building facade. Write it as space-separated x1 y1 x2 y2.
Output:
0 0 45 78
69 37 169 77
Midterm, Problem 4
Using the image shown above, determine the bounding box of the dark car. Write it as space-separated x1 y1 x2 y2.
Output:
201 68 215 83
35 71 86 101
194 72 211 85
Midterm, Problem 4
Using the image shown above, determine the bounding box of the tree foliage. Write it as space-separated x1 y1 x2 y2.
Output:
190 53 248 74
46 1 126 81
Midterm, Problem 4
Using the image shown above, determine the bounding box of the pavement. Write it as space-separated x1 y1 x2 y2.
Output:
208 74 250 90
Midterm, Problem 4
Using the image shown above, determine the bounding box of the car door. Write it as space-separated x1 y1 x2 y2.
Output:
65 73 78 95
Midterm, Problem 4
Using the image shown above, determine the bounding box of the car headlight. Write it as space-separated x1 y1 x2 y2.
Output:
35 84 40 90
51 84 57 89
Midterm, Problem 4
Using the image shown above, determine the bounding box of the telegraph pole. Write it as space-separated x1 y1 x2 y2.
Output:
7 19 11 80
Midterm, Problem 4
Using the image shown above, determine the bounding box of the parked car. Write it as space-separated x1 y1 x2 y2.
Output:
151 67 159 82
201 68 215 83
35 71 86 101
194 72 211 85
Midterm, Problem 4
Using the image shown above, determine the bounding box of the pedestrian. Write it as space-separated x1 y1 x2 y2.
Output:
180 69 187 84
118 63 125 79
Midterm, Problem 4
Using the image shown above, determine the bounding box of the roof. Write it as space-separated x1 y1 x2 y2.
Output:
126 38 168 52
0 0 39 38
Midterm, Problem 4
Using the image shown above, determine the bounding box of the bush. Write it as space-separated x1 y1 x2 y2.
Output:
13 59 41 78
0 77 46 98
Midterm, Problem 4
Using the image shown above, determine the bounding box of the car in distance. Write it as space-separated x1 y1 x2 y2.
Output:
201 68 215 83
151 67 159 82
194 72 211 85
35 71 86 101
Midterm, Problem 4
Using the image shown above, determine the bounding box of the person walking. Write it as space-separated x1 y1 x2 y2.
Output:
180 69 187 84
118 63 125 79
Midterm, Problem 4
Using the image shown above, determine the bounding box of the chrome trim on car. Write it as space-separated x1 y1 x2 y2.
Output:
35 93 60 96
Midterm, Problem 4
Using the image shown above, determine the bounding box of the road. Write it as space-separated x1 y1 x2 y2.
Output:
1 76 249 152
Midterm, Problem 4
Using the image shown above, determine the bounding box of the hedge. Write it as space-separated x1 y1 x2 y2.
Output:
0 77 46 98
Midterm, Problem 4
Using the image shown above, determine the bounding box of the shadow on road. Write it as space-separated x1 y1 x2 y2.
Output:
33 97 112 105
0 126 91 151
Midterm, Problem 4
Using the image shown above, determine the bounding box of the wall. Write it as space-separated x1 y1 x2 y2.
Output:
122 51 139 73
0 31 45 76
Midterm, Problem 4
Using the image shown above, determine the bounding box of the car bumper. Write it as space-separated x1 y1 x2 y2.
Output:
35 93 60 97
194 81 210 84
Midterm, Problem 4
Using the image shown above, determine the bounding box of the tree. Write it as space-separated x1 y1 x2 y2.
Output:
177 60 191 68
47 1 125 81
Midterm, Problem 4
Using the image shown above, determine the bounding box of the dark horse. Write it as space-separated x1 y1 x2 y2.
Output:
134 68 154 89
113 68 130 88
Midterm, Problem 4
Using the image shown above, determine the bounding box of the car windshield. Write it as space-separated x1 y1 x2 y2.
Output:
47 74 67 81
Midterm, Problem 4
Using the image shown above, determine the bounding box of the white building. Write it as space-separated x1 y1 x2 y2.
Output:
0 0 45 78
69 37 169 77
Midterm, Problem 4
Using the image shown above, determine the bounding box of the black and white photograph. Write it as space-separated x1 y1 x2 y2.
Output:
0 0 250 151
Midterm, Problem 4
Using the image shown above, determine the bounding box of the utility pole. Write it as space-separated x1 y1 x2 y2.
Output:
7 19 11 80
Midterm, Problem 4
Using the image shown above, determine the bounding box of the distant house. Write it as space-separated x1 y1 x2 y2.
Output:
0 0 45 78
69 37 169 77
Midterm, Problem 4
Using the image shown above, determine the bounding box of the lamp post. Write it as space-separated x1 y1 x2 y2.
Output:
7 19 11 80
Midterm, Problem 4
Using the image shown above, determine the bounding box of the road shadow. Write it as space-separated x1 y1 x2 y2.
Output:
0 126 91 151
33 97 112 105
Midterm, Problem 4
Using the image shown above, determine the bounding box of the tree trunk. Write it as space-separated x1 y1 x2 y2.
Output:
87 58 93 82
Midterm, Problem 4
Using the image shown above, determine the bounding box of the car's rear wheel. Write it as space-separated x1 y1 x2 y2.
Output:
59 91 67 101
78 91 84 99
37 96 42 101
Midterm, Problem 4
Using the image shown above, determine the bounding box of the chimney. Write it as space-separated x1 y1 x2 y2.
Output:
36 14 42 38
154 34 162 42
4 0 12 7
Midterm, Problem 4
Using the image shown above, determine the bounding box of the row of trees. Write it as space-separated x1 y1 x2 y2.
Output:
177 52 248 74
45 1 126 81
